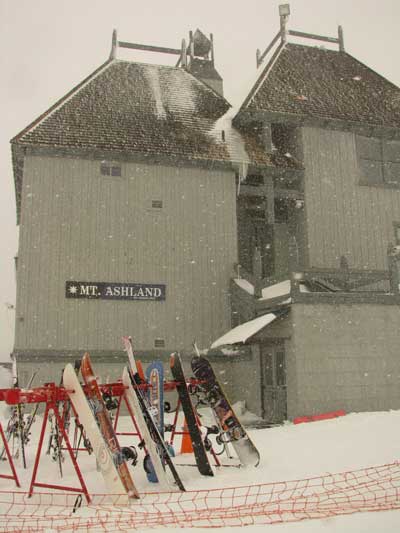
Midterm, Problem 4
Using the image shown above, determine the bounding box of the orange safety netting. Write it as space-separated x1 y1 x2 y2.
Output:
1 461 400 532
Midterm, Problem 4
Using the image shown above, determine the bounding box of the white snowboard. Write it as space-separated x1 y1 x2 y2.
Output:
63 363 130 504
122 367 172 491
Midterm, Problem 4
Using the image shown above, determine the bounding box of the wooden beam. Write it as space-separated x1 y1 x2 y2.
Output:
338 25 345 52
109 29 117 60
257 31 280 67
288 30 339 45
118 41 181 55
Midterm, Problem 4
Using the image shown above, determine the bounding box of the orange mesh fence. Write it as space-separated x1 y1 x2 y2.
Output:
1 462 400 532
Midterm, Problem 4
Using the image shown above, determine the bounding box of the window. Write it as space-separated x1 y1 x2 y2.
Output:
100 162 122 177
242 174 264 187
357 136 400 186
154 338 165 348
394 223 400 245
152 200 163 209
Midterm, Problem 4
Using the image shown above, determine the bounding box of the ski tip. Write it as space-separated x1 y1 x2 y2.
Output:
122 336 133 350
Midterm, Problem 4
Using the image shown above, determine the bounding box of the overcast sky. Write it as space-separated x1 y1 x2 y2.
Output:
1 0 399 362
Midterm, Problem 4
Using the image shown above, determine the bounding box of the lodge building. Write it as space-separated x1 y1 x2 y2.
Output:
11 6 400 423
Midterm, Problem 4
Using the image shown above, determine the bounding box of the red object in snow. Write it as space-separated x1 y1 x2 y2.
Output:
293 410 346 424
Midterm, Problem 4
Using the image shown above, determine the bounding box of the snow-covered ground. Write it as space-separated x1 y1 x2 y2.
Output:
0 370 400 532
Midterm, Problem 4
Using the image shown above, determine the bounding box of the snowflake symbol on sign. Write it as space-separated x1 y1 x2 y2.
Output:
68 285 78 294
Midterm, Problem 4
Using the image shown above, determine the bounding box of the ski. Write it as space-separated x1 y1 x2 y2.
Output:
170 353 214 476
63 363 137 503
0 368 37 468
122 337 185 491
144 361 165 483
122 367 172 490
191 355 260 467
80 353 140 499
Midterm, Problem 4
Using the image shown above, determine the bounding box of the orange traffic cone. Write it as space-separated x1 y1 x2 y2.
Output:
180 418 193 454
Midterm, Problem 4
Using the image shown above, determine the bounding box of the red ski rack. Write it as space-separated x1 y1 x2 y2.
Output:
0 377 207 499
0 420 20 487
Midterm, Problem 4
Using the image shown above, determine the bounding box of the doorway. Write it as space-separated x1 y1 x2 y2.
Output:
261 342 287 423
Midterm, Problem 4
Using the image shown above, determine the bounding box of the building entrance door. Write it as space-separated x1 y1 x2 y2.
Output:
261 343 287 424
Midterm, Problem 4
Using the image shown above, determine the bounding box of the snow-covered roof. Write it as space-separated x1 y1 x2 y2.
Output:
12 59 281 170
236 43 400 129
211 312 277 349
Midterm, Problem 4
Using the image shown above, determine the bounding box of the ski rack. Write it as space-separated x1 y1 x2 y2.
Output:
0 383 92 501
0 420 20 487
0 377 212 496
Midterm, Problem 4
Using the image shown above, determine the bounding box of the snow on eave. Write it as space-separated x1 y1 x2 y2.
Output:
211 313 277 349
234 278 254 295
260 279 291 301
207 107 251 178
12 59 115 143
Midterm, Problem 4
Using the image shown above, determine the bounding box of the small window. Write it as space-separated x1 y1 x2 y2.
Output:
394 223 400 245
243 174 264 187
154 338 165 348
100 162 122 177
152 200 163 209
357 136 400 186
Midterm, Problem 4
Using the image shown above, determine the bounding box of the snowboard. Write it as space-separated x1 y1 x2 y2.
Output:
122 367 173 490
191 355 260 467
122 337 185 491
145 361 164 437
170 353 214 476
80 353 140 499
63 363 136 504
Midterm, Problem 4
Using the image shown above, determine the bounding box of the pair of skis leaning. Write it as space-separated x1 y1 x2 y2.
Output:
122 336 185 491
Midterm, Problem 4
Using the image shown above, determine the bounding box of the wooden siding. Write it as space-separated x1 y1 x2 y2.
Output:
302 127 400 270
15 156 237 352
291 303 400 417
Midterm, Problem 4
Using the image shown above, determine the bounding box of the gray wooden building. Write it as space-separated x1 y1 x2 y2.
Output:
10 8 400 422
10 28 292 388
208 7 400 423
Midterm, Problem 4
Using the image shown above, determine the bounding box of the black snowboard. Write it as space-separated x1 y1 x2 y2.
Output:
170 353 214 476
191 355 260 467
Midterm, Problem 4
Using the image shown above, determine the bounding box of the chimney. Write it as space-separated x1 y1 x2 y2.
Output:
186 29 224 96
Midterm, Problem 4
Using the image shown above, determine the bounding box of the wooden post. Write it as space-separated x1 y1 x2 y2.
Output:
340 255 350 291
387 243 400 294
256 49 261 67
338 25 345 52
181 39 187 68
189 30 194 62
109 29 117 60
210 33 215 66
288 235 299 272
253 247 263 298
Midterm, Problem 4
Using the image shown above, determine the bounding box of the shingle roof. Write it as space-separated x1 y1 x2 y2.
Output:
240 43 400 129
12 59 280 168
